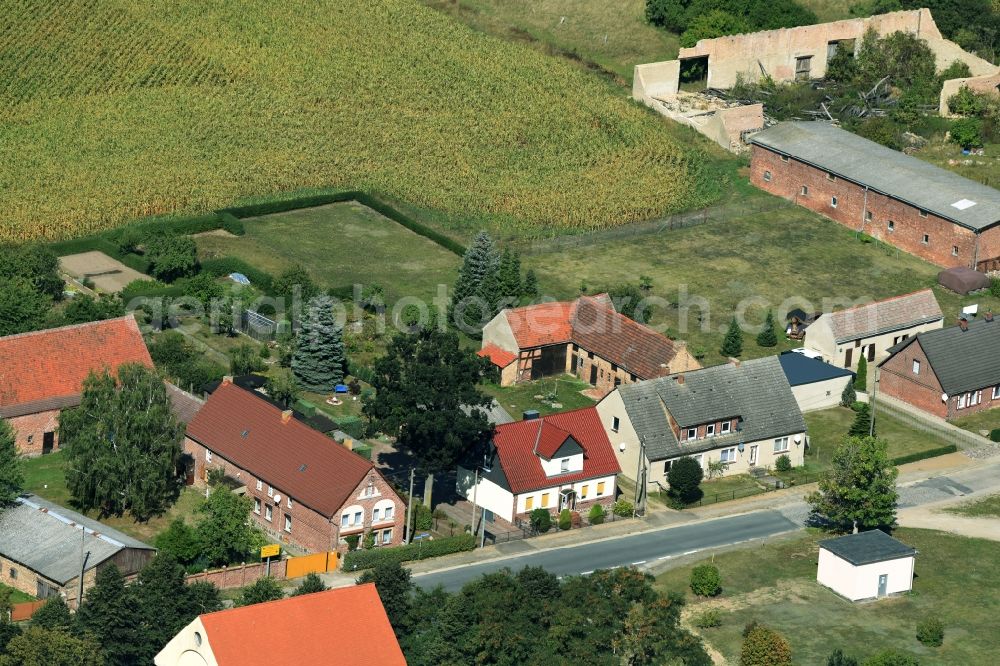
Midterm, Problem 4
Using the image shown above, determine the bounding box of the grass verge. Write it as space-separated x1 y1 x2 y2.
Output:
941 493 1000 518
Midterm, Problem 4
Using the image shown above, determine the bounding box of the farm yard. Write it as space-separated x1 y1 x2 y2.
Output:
0 0 730 243
195 201 461 303
656 528 1000 665
59 250 149 293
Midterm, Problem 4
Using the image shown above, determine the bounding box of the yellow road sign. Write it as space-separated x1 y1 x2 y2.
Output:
260 544 281 558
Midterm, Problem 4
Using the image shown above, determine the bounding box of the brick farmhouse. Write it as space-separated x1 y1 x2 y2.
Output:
750 122 1000 271
185 380 405 553
479 294 699 394
0 315 153 456
879 313 1000 420
457 407 620 524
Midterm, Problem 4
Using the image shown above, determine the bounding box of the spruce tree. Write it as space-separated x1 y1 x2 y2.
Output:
756 310 778 347
0 419 24 508
74 565 145 666
496 249 523 307
854 356 868 391
849 403 874 437
840 381 856 408
292 295 345 392
721 318 743 357
523 269 539 298
449 231 500 333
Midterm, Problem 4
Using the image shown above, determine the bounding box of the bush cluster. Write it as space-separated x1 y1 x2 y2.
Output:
612 499 634 517
342 533 474 571
588 504 606 525
558 509 572 531
690 564 722 597
775 454 792 472
916 616 944 647
529 508 552 533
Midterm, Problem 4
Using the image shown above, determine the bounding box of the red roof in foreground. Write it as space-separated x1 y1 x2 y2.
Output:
186 382 376 517
478 344 517 368
199 584 405 665
492 407 620 494
0 315 152 414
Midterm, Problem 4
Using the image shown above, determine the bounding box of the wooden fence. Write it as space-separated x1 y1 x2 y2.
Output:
286 551 339 578
10 600 46 622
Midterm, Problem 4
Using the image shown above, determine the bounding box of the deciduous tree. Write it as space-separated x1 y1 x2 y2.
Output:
0 277 51 336
30 596 72 632
668 456 704 503
807 435 898 532
146 235 199 282
235 577 284 607
62 294 125 325
357 561 413 631
0 626 103 666
195 487 266 567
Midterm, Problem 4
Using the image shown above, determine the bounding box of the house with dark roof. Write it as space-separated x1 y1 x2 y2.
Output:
817 530 916 602
596 357 807 490
778 351 855 412
457 407 620 523
185 380 405 553
751 121 1000 271
155 584 406 666
803 289 943 371
479 294 699 393
0 315 153 456
878 313 1000 419
0 495 155 608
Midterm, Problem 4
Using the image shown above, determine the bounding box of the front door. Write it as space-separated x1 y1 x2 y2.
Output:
559 490 576 511
844 348 853 368
570 353 578 375
589 365 598 385
877 574 888 597
42 432 55 455
867 344 876 362
749 445 759 466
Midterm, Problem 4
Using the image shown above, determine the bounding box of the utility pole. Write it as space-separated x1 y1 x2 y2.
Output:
403 468 416 544
634 436 647 518
77 527 90 610
869 368 878 437
470 468 480 548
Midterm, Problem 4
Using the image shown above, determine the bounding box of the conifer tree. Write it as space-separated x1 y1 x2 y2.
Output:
756 310 778 347
522 269 539 298
449 231 500 333
496 249 523 306
75 565 145 665
721 318 743 357
292 295 345 392
854 356 868 391
0 419 24 509
849 403 874 437
840 381 857 408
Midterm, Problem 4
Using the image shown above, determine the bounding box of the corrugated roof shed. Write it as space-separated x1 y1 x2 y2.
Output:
618 356 806 461
751 122 1000 231
0 495 153 584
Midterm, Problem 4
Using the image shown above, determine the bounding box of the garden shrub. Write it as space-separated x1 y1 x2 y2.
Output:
775 454 792 472
335 415 366 441
612 499 634 517
694 608 723 628
345 534 360 551
412 502 433 531
588 504 605 525
890 445 957 466
990 277 1000 298
529 508 552 534
990 428 1000 443
741 624 792 666
342 533 474 570
950 117 984 149
861 649 919 666
558 509 572 531
668 456 704 503
916 616 944 647
690 564 722 597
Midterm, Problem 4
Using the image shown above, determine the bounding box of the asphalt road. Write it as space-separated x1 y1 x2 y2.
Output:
414 511 798 591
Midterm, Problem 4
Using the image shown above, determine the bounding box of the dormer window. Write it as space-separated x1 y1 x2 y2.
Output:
560 458 569 473
706 424 716 437
687 427 697 440
721 421 731 434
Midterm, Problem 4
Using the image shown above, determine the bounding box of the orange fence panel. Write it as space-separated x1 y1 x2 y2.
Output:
286 552 330 579
11 600 45 622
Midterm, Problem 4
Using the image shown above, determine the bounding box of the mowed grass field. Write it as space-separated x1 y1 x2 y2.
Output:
0 0 729 242
195 202 460 302
656 528 1000 665
526 204 1000 365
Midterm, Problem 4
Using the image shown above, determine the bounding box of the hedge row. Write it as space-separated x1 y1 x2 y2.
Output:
121 280 187 303
891 445 958 467
335 415 366 441
342 533 475 571
354 192 465 256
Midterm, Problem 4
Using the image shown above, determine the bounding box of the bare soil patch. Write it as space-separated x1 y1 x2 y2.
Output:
59 251 148 293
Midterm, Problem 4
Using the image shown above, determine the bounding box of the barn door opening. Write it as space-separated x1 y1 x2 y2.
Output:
42 432 54 455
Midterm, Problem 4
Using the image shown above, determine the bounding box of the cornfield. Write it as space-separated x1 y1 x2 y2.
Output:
0 0 721 242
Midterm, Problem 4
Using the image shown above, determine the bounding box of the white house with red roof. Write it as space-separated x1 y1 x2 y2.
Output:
457 407 620 523
0 315 153 456
479 294 698 393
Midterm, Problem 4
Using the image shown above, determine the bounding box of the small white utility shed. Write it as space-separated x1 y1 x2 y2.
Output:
817 530 916 602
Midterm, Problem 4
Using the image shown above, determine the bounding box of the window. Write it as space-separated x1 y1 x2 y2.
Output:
952 246 959 257
687 427 697 440
958 393 967 409
993 385 1000 400
284 515 292 533
373 508 381 522
912 359 921 375
773 437 789 453
267 486 274 498
720 448 736 463
580 485 589 499
205 450 212 463
721 421 731 434
8 568 16 580
762 168 772 179
354 511 362 525
256 480 262 491
560 458 570 473
382 529 392 544
918 209 928 218
611 416 620 433
541 493 550 508
341 513 349 527
780 154 790 163
706 423 716 437
887 220 895 232
864 210 872 221
800 185 808 196
525 496 534 511
254 498 261 515
265 505 272 521
597 482 606 496
922 234 930 245
287 497 292 509
692 454 703 468
826 172 837 182
611 363 618 372
830 196 838 208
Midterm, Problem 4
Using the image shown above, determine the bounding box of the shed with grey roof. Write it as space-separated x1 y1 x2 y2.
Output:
817 530 916 601
0 495 155 607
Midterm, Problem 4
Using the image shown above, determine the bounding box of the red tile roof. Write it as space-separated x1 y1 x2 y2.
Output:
0 315 152 415
492 407 620 494
186 382 376 518
495 296 685 380
478 344 517 368
198 584 405 665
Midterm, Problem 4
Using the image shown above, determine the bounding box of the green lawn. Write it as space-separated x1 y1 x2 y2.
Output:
527 205 1000 367
195 201 460 303
481 374 596 418
693 474 765 505
1 583 35 605
952 409 1000 437
656 528 1000 665
795 0 853 23
22 452 205 545
913 135 1000 191
942 493 1000 518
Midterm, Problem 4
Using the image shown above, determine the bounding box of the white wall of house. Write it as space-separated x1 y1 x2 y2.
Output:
791 375 853 412
481 312 519 355
817 548 915 601
155 616 218 666
456 467 516 522
805 317 943 370
514 474 618 515
539 452 584 476
596 390 644 482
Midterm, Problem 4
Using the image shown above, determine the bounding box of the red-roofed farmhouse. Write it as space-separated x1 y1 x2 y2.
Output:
185 381 405 553
457 407 620 523
0 315 153 456
481 295 699 393
154 583 406 666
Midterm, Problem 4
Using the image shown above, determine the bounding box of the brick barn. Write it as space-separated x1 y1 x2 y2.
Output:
750 122 1000 271
878 313 1000 420
479 294 699 394
0 315 153 456
185 380 405 553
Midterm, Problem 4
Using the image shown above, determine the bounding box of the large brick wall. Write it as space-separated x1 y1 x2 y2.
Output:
976 225 1000 272
9 409 60 457
750 145 983 269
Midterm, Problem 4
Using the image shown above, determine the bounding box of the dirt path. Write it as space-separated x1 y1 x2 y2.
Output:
898 493 1000 541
